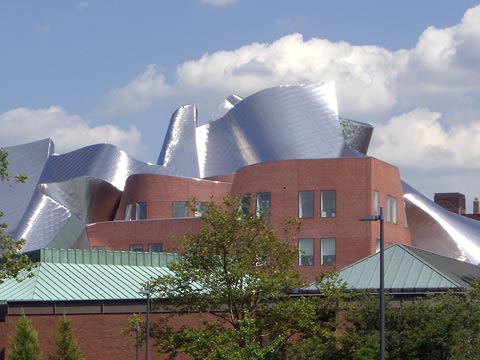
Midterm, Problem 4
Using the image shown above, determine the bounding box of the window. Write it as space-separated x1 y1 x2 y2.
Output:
373 191 379 216
239 194 251 216
392 197 398 224
386 196 391 222
321 238 336 265
321 191 336 218
173 201 188 218
135 202 147 220
298 191 314 218
195 201 208 218
299 238 314 266
256 192 271 218
404 205 408 228
129 244 143 252
125 203 133 221
376 239 381 253
148 243 162 252
93 246 106 251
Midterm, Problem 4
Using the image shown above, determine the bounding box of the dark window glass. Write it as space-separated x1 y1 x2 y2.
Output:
125 203 133 221
129 244 143 252
148 243 162 252
299 191 314 218
321 238 336 265
195 201 208 218
173 201 188 218
136 202 147 220
299 238 314 266
256 193 271 218
321 191 336 218
239 194 251 216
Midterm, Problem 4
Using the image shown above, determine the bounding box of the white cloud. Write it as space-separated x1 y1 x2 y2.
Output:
370 109 480 169
0 107 146 159
104 4 480 123
199 0 237 7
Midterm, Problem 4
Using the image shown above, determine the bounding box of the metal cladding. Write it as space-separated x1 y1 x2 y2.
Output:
403 182 480 265
159 83 364 178
2 83 480 263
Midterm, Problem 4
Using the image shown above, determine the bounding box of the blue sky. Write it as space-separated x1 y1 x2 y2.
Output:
1 0 480 208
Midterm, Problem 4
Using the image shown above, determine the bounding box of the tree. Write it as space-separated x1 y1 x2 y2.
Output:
8 312 42 360
0 148 34 284
145 195 346 359
49 315 83 360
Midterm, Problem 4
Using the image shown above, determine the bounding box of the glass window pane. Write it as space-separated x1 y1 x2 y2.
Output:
173 201 188 218
148 243 162 252
299 191 314 218
256 193 271 218
299 239 314 266
374 191 379 216
195 201 208 218
136 202 147 220
321 238 336 265
376 239 380 253
93 246 106 251
386 196 391 222
321 191 336 218
392 197 397 224
239 194 251 216
129 244 143 252
125 203 133 221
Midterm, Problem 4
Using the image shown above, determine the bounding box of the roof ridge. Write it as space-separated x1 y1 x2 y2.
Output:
396 244 463 288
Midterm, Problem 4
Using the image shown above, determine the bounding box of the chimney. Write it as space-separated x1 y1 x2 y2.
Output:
474 197 480 214
434 192 466 215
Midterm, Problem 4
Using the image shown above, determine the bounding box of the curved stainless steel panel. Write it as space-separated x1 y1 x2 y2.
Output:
403 181 480 264
339 117 373 154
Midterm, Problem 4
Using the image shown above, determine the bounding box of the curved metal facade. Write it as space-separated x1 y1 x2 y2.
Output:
1 83 479 264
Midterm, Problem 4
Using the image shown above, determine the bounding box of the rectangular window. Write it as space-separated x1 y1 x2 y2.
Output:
321 238 336 265
148 243 162 252
298 238 314 266
321 190 336 218
386 196 391 222
173 201 188 218
404 205 408 228
129 244 143 252
392 197 398 224
298 191 314 218
256 192 271 218
92 246 106 251
373 191 379 216
135 202 147 220
195 201 208 218
376 239 381 253
125 203 133 221
239 194 251 216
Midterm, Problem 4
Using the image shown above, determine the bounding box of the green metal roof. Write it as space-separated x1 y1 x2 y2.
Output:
304 244 480 293
0 249 177 302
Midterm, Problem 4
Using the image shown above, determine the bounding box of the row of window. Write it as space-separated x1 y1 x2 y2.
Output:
298 190 336 218
373 191 398 224
93 243 163 252
298 238 336 266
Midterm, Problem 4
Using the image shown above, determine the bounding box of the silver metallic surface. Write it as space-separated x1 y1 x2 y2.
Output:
4 83 477 262
403 181 480 264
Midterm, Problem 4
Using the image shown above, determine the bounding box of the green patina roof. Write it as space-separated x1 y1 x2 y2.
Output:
304 244 480 293
0 249 177 302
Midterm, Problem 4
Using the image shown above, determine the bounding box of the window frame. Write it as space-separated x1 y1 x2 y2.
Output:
129 244 143 252
172 201 189 218
321 238 336 266
148 243 163 253
135 202 147 220
125 203 133 221
298 238 314 266
256 192 271 219
298 191 314 219
320 190 336 218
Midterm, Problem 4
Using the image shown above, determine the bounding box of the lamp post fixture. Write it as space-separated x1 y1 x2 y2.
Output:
134 322 140 360
359 207 385 360
138 285 151 360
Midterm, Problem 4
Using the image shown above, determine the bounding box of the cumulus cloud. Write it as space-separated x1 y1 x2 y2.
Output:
104 4 480 122
199 0 237 7
0 107 146 159
370 109 480 169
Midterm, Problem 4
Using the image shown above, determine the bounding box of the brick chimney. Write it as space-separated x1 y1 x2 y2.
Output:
434 192 466 215
474 197 480 214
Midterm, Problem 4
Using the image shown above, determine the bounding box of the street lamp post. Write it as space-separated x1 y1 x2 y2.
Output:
134 322 140 360
138 285 151 360
359 207 385 360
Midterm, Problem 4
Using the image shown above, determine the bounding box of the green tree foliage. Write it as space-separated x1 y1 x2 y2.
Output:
0 149 34 284
8 312 42 360
145 196 347 359
49 315 84 360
